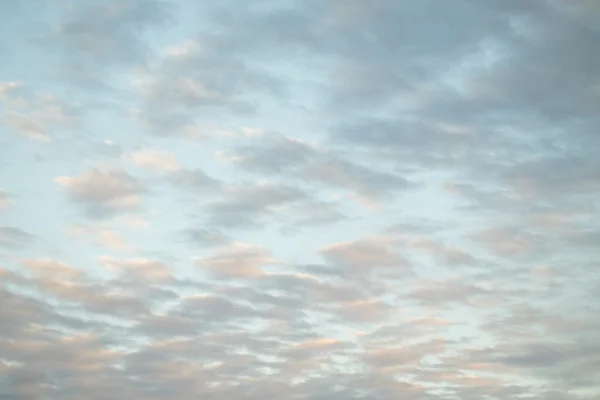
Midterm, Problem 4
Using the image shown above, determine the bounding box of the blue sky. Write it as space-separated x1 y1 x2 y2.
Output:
1 1 600 399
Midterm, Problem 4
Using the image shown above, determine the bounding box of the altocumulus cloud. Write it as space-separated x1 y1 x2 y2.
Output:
0 0 599 399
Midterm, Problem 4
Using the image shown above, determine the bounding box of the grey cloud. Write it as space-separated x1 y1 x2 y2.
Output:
320 236 407 272
197 0 507 113
562 229 600 252
132 33 284 135
466 302 600 392
405 237 476 266
3 112 49 141
221 132 415 202
369 322 431 344
182 228 232 248
23 258 84 281
128 149 221 193
474 226 538 259
465 340 600 392
494 343 566 368
56 169 145 218
220 134 316 173
212 283 305 315
281 199 347 230
0 285 55 338
167 168 220 192
258 272 365 305
505 154 600 206
134 314 198 338
38 0 172 90
310 0 600 223
0 82 79 141
3 0 600 399
40 279 150 318
0 226 36 249
384 219 441 236
173 295 260 328
441 181 519 217
195 243 279 278
410 278 487 306
303 158 413 203
328 299 394 324
202 181 308 228
331 117 506 172
100 257 174 283
4 262 155 322
2 257 598 400
196 0 510 116
363 338 446 370
0 284 121 342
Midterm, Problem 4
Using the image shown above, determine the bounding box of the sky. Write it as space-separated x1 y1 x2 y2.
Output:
0 0 599 399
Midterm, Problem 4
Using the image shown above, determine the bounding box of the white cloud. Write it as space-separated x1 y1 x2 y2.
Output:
130 148 181 171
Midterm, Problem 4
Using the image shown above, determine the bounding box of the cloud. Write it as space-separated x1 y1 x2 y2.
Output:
0 84 77 141
0 189 11 210
410 278 487 306
219 132 415 204
474 226 538 258
130 34 284 135
329 299 394 323
39 0 173 90
215 133 318 173
98 230 132 251
3 111 50 141
257 272 364 305
130 148 181 171
283 338 344 361
202 181 308 228
0 81 21 97
402 236 476 266
172 294 261 328
363 338 446 371
2 1 600 399
22 258 83 281
167 168 220 192
101 256 174 283
320 236 406 271
195 243 280 278
130 150 221 194
0 226 36 249
55 169 145 218
182 228 232 248
69 225 134 251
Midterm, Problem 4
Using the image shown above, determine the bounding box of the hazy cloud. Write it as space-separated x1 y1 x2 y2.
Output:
2 0 599 399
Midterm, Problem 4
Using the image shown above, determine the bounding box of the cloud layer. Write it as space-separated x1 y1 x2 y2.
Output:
1 0 599 399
